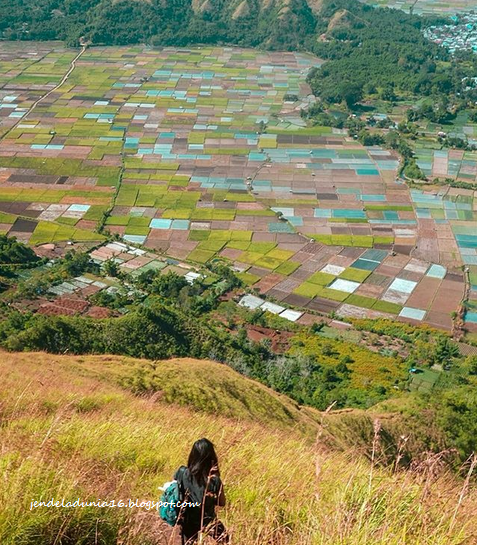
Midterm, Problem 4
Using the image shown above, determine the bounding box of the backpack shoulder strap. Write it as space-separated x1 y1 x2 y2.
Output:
208 474 221 494
175 466 187 500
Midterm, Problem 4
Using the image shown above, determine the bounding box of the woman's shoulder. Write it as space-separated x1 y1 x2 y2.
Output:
174 465 188 481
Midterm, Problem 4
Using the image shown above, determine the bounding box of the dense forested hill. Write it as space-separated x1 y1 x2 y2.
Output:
0 0 437 50
2 0 318 48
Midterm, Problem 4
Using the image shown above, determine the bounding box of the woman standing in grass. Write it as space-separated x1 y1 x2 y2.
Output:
175 438 227 544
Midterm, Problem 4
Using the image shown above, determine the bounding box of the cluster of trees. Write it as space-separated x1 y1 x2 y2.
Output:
0 235 39 266
300 102 345 128
134 263 242 316
335 115 425 179
0 235 42 292
407 99 455 124
9 249 98 300
440 136 475 151
0 302 221 359
1 0 317 49
307 1 474 108
0 0 102 44
434 177 477 192
432 387 477 463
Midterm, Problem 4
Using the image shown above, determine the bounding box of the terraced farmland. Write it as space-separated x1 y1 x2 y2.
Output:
1 43 474 331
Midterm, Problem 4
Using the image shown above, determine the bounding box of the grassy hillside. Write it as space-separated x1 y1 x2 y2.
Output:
59 354 322 436
1 351 476 544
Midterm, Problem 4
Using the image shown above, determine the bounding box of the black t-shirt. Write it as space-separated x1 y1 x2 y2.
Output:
174 466 221 537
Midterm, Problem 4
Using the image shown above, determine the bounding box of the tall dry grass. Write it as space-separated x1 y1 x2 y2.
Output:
0 352 476 545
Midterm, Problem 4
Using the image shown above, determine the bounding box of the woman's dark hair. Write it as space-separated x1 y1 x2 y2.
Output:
187 438 219 486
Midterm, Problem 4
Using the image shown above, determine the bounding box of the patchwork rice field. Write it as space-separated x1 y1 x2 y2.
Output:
0 43 475 330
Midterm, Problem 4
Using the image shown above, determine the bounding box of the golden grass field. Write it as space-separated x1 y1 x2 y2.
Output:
1 351 476 544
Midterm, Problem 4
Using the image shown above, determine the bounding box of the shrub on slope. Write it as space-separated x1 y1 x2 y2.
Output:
0 303 223 360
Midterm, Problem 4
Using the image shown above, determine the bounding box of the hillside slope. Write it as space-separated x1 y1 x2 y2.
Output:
1 351 476 544
0 0 320 47
46 353 323 436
